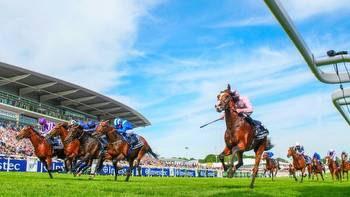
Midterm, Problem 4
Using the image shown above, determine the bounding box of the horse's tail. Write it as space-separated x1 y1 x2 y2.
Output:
277 160 281 170
147 147 159 159
140 136 159 159
264 138 274 151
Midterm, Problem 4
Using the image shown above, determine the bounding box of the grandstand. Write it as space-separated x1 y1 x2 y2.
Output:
0 61 150 157
0 61 150 127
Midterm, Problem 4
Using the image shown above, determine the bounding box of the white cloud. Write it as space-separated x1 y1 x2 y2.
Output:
0 0 160 92
213 16 274 28
282 0 350 20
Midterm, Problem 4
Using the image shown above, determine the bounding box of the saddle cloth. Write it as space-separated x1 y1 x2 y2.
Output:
129 133 144 150
252 120 269 140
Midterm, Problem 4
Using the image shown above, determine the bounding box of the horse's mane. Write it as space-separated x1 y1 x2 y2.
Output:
106 126 124 141
28 126 45 138
57 122 69 130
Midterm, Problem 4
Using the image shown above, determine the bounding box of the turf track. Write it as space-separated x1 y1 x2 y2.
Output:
0 172 349 196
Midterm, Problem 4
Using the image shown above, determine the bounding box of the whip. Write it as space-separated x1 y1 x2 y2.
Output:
199 117 224 128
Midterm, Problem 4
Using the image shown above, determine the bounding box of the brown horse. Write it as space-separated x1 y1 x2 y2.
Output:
216 84 272 188
325 155 341 181
46 122 80 172
16 126 54 178
64 125 103 178
340 152 349 181
262 152 279 181
311 157 324 181
95 121 158 181
287 147 310 182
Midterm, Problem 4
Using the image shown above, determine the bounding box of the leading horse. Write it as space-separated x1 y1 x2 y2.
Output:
46 122 80 172
215 84 272 188
94 121 158 181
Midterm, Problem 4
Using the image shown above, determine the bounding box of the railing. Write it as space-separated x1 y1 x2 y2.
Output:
264 0 350 125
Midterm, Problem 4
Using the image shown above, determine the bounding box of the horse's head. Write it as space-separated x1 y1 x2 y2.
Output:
287 147 295 158
16 125 34 140
325 156 331 166
64 124 83 143
47 122 68 138
215 84 236 113
95 120 110 136
262 152 268 160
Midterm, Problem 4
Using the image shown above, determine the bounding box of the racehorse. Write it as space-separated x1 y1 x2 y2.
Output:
64 125 103 178
325 155 342 182
287 147 311 182
16 126 57 178
340 152 349 181
262 152 280 181
215 84 272 188
46 122 80 172
311 157 324 181
94 121 158 181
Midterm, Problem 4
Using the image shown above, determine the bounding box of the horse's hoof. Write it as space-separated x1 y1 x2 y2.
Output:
249 185 254 189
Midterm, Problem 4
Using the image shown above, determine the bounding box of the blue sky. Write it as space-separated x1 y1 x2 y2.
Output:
0 0 350 159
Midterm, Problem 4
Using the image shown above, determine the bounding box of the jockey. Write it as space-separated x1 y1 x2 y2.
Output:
231 90 253 116
341 151 348 159
39 117 55 136
39 117 61 150
113 118 136 148
313 152 321 163
295 142 304 155
328 149 336 160
295 142 311 164
83 120 96 134
222 89 268 138
328 149 339 167
266 151 274 159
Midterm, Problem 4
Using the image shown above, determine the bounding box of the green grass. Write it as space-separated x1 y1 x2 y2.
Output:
0 172 349 197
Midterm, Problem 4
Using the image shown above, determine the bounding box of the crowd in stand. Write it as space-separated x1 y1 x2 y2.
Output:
0 120 34 157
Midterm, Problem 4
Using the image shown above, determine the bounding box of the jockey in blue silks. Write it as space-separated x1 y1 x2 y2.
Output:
266 152 274 158
313 152 321 163
295 142 311 165
83 120 97 134
113 118 135 149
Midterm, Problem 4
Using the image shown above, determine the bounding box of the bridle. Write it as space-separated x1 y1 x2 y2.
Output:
218 92 238 114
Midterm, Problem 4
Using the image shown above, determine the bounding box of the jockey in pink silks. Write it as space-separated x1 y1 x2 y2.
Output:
220 89 268 139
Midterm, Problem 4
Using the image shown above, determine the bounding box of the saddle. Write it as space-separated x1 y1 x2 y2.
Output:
304 155 312 165
122 133 143 150
243 115 269 140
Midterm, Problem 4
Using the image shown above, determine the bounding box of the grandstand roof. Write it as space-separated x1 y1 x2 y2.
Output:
0 61 150 128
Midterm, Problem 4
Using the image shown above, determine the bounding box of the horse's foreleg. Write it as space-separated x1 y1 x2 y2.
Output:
293 171 298 182
113 159 119 181
125 159 135 182
274 168 278 179
234 151 243 171
271 170 274 181
45 158 53 179
227 146 240 178
250 142 265 188
301 168 305 183
219 146 231 172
